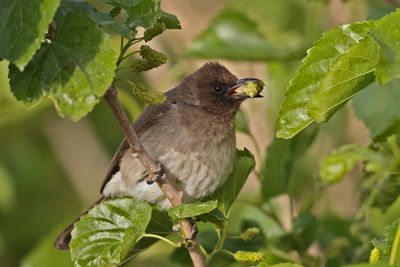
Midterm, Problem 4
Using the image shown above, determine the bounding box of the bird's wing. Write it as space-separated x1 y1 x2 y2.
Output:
100 91 177 194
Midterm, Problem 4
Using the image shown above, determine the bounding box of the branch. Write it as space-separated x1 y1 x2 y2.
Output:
104 86 207 267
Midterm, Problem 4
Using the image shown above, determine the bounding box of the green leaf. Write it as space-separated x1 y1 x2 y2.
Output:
160 10 181 29
319 144 378 185
56 0 132 41
261 125 318 200
0 0 61 70
235 109 251 134
371 218 400 265
9 12 117 121
186 9 298 61
353 80 400 141
105 0 161 29
70 197 152 267
276 22 373 139
168 200 217 220
196 208 226 228
206 148 255 216
370 9 400 84
21 228 72 267
127 209 172 257
308 36 379 122
88 10 132 39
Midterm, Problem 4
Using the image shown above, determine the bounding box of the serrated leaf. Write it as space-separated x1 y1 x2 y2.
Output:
105 0 161 29
353 80 400 141
160 10 181 29
0 0 61 70
9 12 117 121
168 200 217 220
276 22 373 139
308 36 379 122
319 144 378 184
206 148 255 216
261 125 318 200
70 197 152 267
370 9 400 84
186 9 297 61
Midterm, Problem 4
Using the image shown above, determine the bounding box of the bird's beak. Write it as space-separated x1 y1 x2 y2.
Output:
226 78 264 99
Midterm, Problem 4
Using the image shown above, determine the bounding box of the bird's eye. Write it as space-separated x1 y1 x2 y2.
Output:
213 85 224 94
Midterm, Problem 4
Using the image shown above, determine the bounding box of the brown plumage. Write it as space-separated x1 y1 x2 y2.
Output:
54 62 263 249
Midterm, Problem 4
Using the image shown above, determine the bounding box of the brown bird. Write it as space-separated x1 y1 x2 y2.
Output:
54 62 263 249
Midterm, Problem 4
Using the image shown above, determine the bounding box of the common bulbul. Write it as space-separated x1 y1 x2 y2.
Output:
54 62 264 249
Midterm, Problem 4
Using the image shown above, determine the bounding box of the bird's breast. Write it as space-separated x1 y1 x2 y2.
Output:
141 114 236 200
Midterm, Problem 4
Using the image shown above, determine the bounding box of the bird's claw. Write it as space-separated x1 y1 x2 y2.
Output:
145 163 165 184
174 221 198 248
185 222 198 241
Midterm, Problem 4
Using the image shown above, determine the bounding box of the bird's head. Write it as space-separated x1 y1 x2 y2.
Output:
176 62 264 114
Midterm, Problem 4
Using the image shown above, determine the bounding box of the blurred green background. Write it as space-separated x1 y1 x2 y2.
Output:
1 0 399 266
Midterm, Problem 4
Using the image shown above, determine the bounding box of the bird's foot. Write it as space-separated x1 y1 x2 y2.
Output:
145 163 165 185
185 221 198 241
174 220 198 248
172 221 198 240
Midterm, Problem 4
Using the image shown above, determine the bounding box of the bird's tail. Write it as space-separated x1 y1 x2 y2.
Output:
54 196 106 250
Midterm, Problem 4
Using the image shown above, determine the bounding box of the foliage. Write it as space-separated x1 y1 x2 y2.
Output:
371 219 400 266
3 0 178 121
0 0 61 70
185 1 400 266
70 198 152 266
276 10 400 139
2 1 400 267
9 12 117 121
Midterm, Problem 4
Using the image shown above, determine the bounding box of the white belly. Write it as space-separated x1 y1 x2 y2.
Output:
102 126 236 209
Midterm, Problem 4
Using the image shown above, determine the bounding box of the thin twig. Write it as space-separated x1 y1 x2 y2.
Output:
121 50 140 61
142 233 180 247
104 86 207 267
